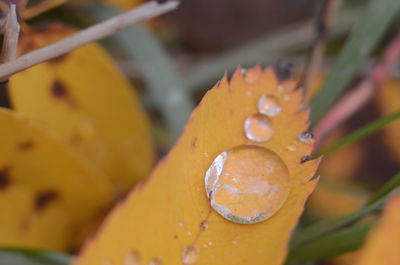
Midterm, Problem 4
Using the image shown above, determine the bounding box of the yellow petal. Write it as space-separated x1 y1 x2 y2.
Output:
355 194 400 265
0 108 113 251
377 78 400 164
9 23 154 196
74 66 320 265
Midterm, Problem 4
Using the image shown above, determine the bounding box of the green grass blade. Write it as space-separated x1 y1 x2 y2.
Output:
286 222 375 264
87 5 194 139
0 247 73 265
311 110 400 159
364 172 400 206
310 0 400 124
290 197 384 248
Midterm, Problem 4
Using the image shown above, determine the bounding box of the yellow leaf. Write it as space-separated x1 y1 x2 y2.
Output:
0 108 113 251
377 78 400 164
9 23 154 196
74 66 320 265
354 194 400 265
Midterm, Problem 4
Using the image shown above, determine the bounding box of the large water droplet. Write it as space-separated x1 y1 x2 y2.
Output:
124 251 141 265
244 114 275 142
205 145 290 224
257 95 281 117
182 246 199 264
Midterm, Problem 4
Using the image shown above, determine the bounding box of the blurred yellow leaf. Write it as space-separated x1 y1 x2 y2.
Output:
9 23 154 196
73 66 320 265
355 194 400 265
0 108 112 251
377 78 400 164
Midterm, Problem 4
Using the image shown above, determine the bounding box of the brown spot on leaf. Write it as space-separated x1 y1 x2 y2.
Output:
34 190 59 211
51 80 76 107
69 133 82 146
173 234 178 239
18 140 35 151
0 166 11 190
191 137 198 148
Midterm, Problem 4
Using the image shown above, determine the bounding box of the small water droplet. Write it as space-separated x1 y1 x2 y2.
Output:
244 114 275 142
124 251 141 265
298 132 314 144
200 221 208 231
257 95 281 117
283 94 291 101
182 246 199 264
203 152 209 157
287 144 297 152
187 231 192 236
205 145 290 224
178 221 185 227
277 85 285 93
208 241 212 246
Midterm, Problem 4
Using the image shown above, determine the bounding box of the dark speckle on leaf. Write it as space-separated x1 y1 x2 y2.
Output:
51 80 76 107
35 190 59 211
18 140 35 151
0 166 11 190
52 80 68 98
274 63 294 82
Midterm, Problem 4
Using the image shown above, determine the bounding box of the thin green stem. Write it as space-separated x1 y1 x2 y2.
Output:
286 221 376 264
311 110 400 159
364 172 400 206
290 197 384 249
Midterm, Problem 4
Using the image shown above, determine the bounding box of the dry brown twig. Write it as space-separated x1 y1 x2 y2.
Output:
0 0 179 80
0 3 20 81
301 0 342 101
313 31 400 143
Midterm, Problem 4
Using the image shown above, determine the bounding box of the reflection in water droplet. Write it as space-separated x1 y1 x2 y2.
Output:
205 145 290 224
298 132 314 144
182 246 199 264
257 95 281 117
178 221 185 227
124 251 141 265
244 114 275 142
200 221 208 231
